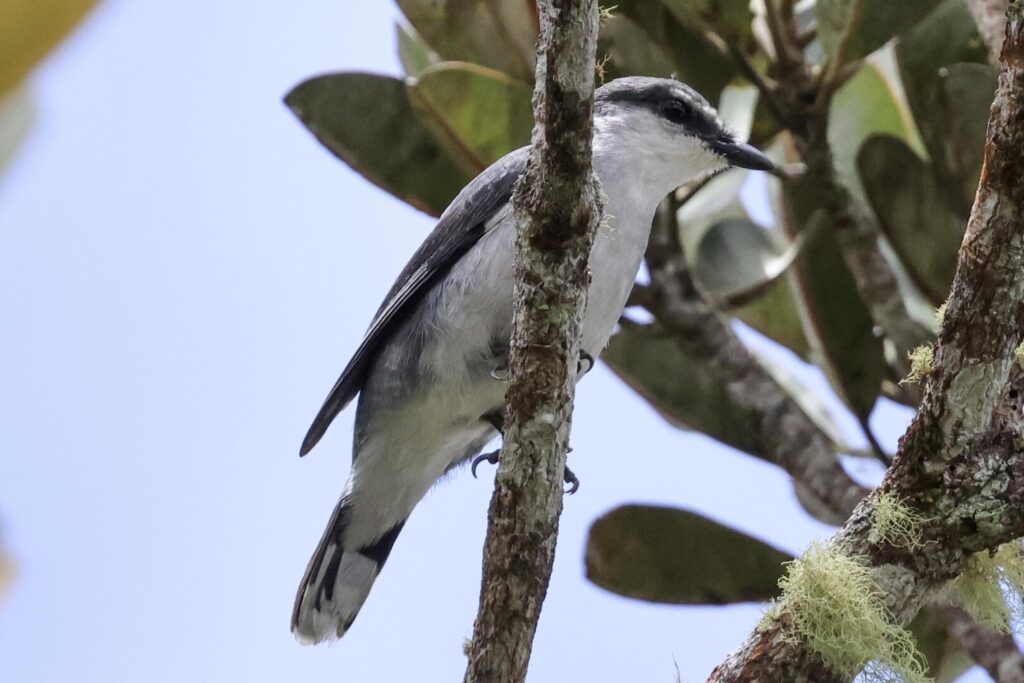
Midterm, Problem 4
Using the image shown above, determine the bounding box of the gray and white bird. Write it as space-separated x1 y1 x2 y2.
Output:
291 76 774 644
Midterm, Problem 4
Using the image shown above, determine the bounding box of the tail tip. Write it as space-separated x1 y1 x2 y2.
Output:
292 547 377 645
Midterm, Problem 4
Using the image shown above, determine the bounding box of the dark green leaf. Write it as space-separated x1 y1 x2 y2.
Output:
659 0 753 45
896 0 989 217
586 505 792 604
396 0 537 81
605 323 763 454
604 322 802 459
777 175 885 419
285 73 470 217
408 62 533 173
733 276 810 359
608 2 735 102
939 62 998 208
817 0 940 63
858 135 963 305
829 61 922 200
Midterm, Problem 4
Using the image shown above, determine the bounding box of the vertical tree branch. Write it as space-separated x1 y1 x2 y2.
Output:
462 1 601 682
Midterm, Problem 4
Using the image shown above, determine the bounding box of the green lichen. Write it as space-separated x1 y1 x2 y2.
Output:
595 54 610 84
599 4 617 21
777 543 929 683
933 302 947 334
870 492 926 550
1014 341 1024 369
951 541 1024 633
900 345 934 386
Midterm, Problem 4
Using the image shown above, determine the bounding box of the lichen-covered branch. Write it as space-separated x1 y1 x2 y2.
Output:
707 4 1024 680
461 1 601 682
968 0 1011 64
641 197 869 523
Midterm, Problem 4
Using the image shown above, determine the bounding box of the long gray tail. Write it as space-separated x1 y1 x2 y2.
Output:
291 498 404 644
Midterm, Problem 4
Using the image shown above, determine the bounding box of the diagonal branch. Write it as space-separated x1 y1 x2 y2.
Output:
462 1 602 681
707 4 1024 680
938 605 1024 683
641 196 869 523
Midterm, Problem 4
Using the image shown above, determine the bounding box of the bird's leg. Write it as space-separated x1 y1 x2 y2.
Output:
472 410 580 493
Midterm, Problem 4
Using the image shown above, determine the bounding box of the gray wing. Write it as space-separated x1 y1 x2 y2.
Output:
300 147 529 456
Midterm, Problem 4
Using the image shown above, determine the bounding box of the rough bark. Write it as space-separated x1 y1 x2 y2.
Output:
640 196 869 524
462 1 601 682
968 0 1011 64
707 3 1024 680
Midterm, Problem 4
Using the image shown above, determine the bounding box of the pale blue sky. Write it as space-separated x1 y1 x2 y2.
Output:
0 2 985 682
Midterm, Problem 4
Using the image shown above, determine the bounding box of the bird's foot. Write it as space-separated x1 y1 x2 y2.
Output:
471 449 500 478
492 352 591 382
471 449 580 494
563 464 580 495
577 351 595 376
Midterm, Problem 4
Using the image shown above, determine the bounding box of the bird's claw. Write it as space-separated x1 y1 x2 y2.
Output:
471 449 500 478
563 464 580 495
577 351 595 376
471 450 579 493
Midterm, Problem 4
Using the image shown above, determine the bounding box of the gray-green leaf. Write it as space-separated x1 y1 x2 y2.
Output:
817 0 940 63
858 135 963 305
408 62 534 173
285 73 470 217
586 505 793 604
896 0 989 217
396 0 537 81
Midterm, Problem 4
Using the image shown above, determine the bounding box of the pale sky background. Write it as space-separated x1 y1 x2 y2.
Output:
0 2 988 682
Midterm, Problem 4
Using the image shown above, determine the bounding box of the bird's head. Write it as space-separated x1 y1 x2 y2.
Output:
593 77 773 198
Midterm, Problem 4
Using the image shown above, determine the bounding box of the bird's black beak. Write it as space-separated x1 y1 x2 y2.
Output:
711 139 775 172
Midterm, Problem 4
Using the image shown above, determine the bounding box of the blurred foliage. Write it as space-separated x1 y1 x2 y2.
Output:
0 542 11 603
0 0 97 98
287 0 1002 678
0 0 98 605
586 505 792 604
0 0 98 176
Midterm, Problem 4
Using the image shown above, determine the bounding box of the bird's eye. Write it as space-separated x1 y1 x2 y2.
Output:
661 99 690 125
